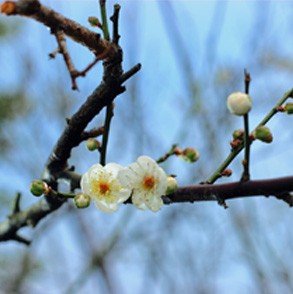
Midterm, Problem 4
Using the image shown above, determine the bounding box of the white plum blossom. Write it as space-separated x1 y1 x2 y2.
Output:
80 163 131 213
119 156 168 212
227 92 252 116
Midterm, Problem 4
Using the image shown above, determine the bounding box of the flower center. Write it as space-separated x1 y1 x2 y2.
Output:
143 176 155 190
99 182 110 195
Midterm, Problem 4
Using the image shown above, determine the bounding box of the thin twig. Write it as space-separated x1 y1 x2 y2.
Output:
241 69 251 181
80 126 104 141
100 103 114 166
99 0 110 41
54 30 79 90
118 63 142 84
110 4 121 45
156 144 178 163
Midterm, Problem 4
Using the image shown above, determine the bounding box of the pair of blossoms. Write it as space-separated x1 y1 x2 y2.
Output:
80 156 177 213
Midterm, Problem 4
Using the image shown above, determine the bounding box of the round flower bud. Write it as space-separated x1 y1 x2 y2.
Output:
227 92 252 116
86 138 100 151
253 126 273 143
165 176 178 195
221 169 232 177
88 16 102 28
284 102 293 114
180 147 200 163
30 180 49 197
74 193 91 209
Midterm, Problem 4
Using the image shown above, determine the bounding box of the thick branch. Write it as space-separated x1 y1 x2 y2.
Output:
166 176 293 206
44 78 125 179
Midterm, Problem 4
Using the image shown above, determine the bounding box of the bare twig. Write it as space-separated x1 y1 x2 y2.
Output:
80 126 104 141
110 4 121 45
241 69 252 182
53 30 79 90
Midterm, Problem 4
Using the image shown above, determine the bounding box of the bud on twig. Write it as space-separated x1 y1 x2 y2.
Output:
30 180 49 197
88 16 102 28
180 147 200 163
86 138 100 151
284 102 293 114
74 193 91 208
253 126 273 143
165 176 178 195
227 92 252 116
221 169 232 177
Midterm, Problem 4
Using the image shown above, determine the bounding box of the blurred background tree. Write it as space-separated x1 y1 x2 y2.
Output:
0 1 292 293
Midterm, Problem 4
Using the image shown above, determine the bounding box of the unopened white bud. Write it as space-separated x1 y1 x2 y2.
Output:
227 92 252 116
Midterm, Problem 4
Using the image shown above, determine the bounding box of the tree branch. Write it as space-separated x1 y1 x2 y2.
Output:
1 0 111 56
166 176 293 207
1 176 292 245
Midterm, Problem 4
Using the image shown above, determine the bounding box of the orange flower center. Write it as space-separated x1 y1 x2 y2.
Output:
143 176 155 190
99 182 110 195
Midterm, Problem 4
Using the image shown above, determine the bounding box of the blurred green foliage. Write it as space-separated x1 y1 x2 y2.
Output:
0 92 28 122
0 92 29 152
0 19 21 39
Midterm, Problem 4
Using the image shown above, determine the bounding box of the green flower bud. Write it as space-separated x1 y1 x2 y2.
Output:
254 126 273 143
30 180 49 197
227 92 252 116
232 129 244 140
284 102 293 114
86 138 100 151
180 147 200 163
74 193 91 209
88 16 102 28
165 176 178 195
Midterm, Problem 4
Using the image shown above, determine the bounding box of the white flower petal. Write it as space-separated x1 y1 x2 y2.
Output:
104 163 123 177
94 199 119 213
80 162 131 213
131 191 148 210
123 155 168 213
145 195 163 212
80 172 90 195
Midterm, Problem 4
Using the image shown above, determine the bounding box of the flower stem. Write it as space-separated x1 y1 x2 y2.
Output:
206 88 293 184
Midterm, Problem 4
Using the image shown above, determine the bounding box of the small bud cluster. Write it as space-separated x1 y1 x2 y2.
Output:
172 147 200 163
